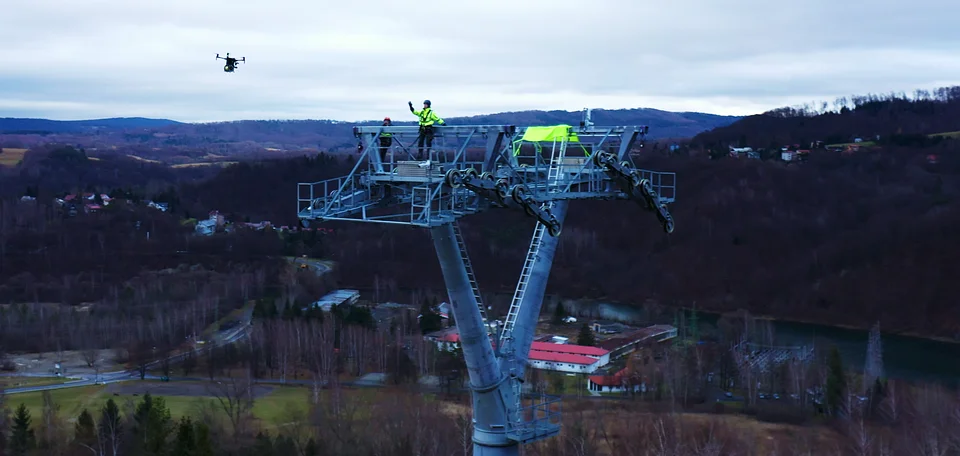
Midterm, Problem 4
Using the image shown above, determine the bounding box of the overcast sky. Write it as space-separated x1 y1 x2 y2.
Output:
2 0 959 122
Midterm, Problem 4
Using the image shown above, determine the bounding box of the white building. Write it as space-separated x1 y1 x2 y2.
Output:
527 351 604 374
195 211 225 236
195 219 217 235
586 368 644 393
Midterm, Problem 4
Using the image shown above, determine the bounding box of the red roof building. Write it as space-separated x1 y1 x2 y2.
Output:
424 328 612 373
529 341 609 357
587 367 644 393
438 332 460 343
588 368 627 387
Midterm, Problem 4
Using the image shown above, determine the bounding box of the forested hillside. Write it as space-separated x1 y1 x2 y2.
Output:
691 86 960 149
3 89 960 340
170 139 960 339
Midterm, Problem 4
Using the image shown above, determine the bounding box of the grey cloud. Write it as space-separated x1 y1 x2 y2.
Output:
2 0 959 121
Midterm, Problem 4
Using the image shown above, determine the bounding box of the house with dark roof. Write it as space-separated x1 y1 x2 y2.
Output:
597 325 677 360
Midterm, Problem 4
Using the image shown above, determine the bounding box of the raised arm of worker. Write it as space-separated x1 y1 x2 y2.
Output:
408 101 444 125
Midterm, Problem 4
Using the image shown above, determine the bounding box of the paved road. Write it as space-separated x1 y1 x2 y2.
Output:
1 323 251 395
2 303 634 403
3 258 326 395
292 257 331 276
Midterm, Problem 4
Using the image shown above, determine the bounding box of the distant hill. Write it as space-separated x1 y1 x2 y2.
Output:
441 108 740 139
0 117 183 134
0 108 740 153
149 108 740 151
690 86 960 149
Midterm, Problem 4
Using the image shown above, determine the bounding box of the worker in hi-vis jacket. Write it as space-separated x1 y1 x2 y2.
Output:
408 99 444 160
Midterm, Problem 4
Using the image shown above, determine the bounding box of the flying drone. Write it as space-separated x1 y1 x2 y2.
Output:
216 53 245 72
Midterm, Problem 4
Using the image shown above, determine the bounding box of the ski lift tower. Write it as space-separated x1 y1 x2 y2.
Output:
297 110 676 455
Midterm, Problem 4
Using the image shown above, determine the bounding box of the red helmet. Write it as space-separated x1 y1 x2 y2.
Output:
383 117 391 122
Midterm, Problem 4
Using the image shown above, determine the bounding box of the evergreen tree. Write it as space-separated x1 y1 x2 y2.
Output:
74 408 97 451
194 422 215 456
552 302 567 325
274 435 297 455
419 299 443 334
171 416 197 456
9 403 36 455
304 438 320 456
0 393 9 454
868 377 887 417
133 393 173 455
825 346 847 416
576 323 596 346
252 432 275 456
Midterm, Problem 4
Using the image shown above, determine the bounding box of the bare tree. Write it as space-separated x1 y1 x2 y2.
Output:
456 412 472 456
0 385 9 453
98 399 123 456
280 405 311 456
845 400 873 456
881 379 899 424
160 356 171 378
905 385 954 456
731 336 757 408
37 390 67 455
564 409 600 456
306 319 335 404
272 320 291 383
54 338 67 369
208 372 256 437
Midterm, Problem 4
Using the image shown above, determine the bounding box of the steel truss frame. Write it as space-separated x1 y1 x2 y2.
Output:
298 124 675 233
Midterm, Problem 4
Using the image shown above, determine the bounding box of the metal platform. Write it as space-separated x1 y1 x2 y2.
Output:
297 123 676 232
507 394 562 444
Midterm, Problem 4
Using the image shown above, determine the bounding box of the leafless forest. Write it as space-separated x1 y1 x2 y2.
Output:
1 89 960 454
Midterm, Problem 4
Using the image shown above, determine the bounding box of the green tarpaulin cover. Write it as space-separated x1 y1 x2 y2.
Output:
520 125 579 143
514 125 589 156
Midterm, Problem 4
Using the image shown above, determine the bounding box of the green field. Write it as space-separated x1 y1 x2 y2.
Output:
0 148 28 166
3 380 317 430
827 130 960 149
0 376 72 389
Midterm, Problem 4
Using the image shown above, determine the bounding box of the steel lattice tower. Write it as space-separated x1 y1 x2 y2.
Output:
297 109 676 454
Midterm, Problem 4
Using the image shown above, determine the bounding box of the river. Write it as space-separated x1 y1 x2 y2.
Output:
560 299 960 386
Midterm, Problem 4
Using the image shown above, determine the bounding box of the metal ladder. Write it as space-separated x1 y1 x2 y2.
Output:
545 139 567 193
499 219 548 348
452 221 490 334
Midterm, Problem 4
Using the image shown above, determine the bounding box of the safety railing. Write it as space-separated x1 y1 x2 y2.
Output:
506 394 562 444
